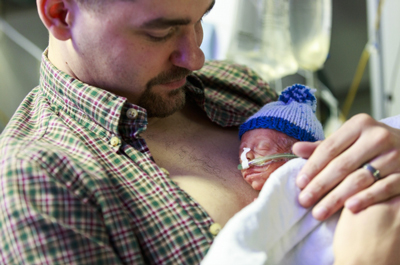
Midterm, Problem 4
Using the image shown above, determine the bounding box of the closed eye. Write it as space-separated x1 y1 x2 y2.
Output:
254 142 271 152
146 28 176 42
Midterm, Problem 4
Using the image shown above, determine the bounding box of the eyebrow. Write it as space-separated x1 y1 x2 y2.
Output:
140 0 215 29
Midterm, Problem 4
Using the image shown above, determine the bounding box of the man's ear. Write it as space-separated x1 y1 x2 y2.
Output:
37 0 74 40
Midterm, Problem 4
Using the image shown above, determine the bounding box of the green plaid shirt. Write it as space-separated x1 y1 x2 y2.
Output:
0 50 277 265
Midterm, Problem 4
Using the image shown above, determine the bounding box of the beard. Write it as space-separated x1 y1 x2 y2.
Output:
137 67 191 118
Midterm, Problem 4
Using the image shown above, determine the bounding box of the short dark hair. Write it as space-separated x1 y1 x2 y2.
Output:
74 0 110 9
75 0 134 9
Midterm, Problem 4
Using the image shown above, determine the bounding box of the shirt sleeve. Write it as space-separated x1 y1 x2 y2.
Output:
0 157 142 265
187 60 278 127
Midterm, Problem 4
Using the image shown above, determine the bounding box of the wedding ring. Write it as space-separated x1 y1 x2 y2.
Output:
363 163 381 181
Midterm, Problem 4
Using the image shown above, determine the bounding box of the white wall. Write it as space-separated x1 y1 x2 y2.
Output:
202 0 238 59
381 0 400 117
368 0 400 119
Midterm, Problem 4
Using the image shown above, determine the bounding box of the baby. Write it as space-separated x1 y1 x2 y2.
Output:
238 84 325 190
201 84 335 265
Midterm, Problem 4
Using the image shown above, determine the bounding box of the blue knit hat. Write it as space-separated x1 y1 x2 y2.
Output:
239 84 325 142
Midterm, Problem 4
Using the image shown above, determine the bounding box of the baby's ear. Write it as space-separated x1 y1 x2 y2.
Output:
37 0 75 40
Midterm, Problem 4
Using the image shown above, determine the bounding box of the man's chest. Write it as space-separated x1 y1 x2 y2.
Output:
143 105 259 226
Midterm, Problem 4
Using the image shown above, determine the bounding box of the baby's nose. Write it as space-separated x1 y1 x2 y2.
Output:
246 151 255 160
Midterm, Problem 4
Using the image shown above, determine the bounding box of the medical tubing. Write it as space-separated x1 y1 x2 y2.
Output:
238 153 298 170
340 45 371 121
340 0 386 121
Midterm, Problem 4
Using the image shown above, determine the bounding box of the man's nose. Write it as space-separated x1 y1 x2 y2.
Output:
170 28 205 71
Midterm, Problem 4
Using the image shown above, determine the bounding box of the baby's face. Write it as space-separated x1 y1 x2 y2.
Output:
239 129 298 190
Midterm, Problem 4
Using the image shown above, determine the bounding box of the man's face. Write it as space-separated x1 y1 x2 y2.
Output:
66 0 214 117
239 129 298 190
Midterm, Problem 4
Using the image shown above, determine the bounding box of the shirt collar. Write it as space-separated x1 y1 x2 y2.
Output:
39 49 148 140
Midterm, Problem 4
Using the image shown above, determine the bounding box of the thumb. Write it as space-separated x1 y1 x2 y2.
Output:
292 141 322 158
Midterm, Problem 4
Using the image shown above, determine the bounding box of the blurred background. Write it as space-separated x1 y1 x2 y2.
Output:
0 0 399 134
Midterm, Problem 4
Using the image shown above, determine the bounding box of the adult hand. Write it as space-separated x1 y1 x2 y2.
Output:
292 114 400 220
333 196 400 265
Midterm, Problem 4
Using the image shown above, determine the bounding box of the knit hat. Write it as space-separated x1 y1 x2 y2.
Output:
239 84 325 142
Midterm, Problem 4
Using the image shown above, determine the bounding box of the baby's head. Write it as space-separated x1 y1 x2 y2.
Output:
238 84 325 190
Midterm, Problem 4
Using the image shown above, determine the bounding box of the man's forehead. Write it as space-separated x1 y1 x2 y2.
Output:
132 0 215 19
90 0 215 30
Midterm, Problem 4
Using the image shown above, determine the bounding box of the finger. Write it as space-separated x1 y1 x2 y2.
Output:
297 115 393 196
292 141 321 158
298 133 398 209
309 149 400 220
310 168 375 220
295 115 371 189
298 139 372 207
344 173 400 214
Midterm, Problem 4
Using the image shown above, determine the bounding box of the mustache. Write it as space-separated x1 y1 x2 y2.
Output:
147 67 192 88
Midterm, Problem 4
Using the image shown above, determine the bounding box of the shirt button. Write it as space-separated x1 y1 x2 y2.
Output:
160 168 170 176
126 108 138 119
110 136 121 147
209 223 222 236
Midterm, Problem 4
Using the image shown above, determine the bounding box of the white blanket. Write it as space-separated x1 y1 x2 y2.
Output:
201 158 340 265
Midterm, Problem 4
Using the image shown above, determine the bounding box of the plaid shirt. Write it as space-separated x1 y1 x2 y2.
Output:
0 50 277 265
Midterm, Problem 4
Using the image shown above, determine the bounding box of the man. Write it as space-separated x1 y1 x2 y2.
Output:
1 0 400 264
0 0 275 264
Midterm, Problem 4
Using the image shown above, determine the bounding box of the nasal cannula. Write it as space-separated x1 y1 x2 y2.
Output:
238 153 298 170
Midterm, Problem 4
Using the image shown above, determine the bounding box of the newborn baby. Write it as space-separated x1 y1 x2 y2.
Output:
201 84 336 265
238 84 325 190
